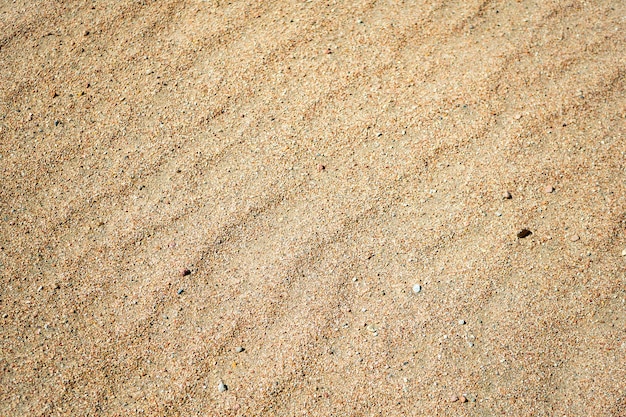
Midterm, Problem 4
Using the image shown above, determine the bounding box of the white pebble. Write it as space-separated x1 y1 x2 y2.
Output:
412 284 422 294
459 319 466 325
218 381 228 392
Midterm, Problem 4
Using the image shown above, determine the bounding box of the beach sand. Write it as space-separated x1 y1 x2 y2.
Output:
1 0 625 415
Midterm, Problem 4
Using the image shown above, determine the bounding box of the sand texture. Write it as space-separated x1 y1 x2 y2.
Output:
1 0 625 415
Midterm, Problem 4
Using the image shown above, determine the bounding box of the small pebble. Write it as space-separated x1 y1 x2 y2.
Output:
235 346 244 353
317 164 325 171
570 235 580 242
412 284 422 294
177 288 184 295
621 248 626 256
450 394 459 402
503 191 512 199
460 395 467 403
181 268 191 276
83 30 90 36
218 381 228 392
517 229 532 238
495 211 502 217
458 319 466 325
544 185 555 193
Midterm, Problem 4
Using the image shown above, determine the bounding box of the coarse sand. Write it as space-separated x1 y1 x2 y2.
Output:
1 0 625 416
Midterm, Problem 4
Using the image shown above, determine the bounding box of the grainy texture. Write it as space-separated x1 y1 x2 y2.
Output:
1 1 625 416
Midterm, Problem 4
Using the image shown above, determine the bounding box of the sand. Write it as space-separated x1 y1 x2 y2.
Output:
1 0 625 415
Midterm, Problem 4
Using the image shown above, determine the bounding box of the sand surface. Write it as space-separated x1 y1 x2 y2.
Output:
1 0 625 415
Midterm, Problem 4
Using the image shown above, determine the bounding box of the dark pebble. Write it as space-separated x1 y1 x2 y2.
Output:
517 229 532 238
181 268 191 276
177 288 184 295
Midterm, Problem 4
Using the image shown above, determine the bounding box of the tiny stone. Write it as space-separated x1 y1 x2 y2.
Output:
412 284 422 294
317 164 325 171
450 394 459 402
517 229 532 238
460 396 467 403
544 185 555 193
218 381 228 392
181 268 191 276
570 235 580 242
177 288 184 295
495 212 502 217
83 30 90 36
503 191 512 199
459 319 466 325
621 248 626 256
235 346 244 353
